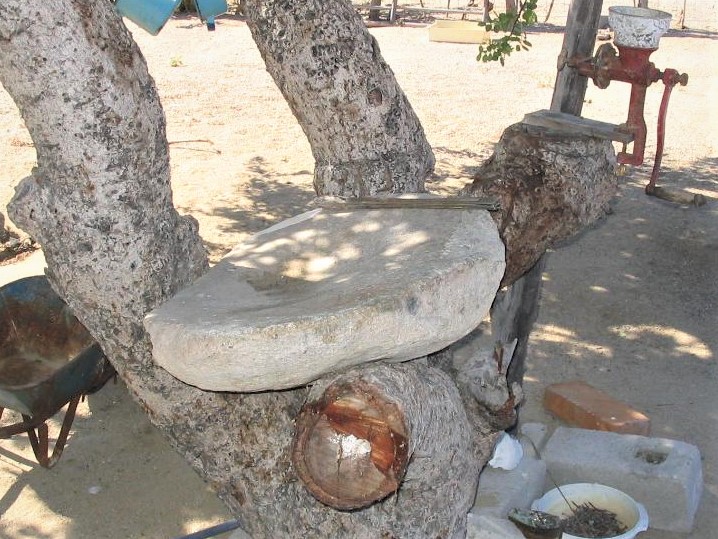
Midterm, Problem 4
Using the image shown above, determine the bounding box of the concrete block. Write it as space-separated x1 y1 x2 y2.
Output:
543 427 703 533
544 380 650 435
519 422 550 457
473 455 547 519
466 513 524 539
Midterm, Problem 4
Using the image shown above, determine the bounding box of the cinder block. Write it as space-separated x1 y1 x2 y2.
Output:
542 427 703 533
466 513 524 539
544 380 650 435
473 455 547 519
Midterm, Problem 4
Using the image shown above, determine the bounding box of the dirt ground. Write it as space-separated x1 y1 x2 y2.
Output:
0 12 716 539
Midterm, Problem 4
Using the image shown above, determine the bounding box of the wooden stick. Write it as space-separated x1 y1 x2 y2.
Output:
317 196 501 212
647 186 707 207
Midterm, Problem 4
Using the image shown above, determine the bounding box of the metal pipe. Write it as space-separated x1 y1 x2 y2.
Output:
647 69 689 192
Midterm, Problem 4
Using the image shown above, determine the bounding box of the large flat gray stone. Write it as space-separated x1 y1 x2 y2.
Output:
145 206 504 391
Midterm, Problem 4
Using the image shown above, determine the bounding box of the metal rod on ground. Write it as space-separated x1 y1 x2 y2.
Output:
175 519 244 539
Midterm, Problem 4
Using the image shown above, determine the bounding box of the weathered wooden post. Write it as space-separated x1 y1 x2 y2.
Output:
551 0 604 115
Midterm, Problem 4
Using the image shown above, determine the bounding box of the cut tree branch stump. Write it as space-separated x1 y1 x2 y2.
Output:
292 362 485 535
292 378 409 510
461 121 618 287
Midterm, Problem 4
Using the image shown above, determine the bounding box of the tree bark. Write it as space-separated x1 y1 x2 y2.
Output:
461 122 617 288
0 1 618 536
459 121 617 406
242 0 435 196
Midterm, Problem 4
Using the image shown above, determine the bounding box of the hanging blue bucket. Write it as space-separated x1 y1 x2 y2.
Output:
195 0 228 31
115 0 183 35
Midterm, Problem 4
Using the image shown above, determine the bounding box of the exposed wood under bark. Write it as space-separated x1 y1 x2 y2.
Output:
292 363 487 528
490 257 546 388
293 380 410 510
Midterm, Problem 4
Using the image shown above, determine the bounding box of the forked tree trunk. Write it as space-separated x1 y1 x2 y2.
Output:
0 1 617 536
0 1 486 537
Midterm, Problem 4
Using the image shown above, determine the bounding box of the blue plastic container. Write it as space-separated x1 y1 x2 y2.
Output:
195 0 228 30
115 0 182 35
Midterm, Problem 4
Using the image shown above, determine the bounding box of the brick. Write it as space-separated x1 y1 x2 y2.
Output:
543 380 650 435
542 427 703 533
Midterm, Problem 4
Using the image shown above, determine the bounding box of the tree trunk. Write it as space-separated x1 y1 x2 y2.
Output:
461 121 617 402
1 1 618 536
483 0 493 23
0 1 488 537
461 122 617 288
242 0 435 196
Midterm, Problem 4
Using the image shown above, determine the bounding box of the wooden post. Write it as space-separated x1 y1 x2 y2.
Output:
550 0 604 115
369 0 382 21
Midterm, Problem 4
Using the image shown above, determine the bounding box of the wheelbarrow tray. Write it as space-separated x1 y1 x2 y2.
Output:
0 276 113 420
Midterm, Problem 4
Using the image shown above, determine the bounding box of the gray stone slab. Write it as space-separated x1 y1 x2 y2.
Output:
145 206 504 391
473 455 547 519
543 427 703 533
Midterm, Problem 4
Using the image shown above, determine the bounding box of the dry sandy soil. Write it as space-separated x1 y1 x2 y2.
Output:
0 11 716 539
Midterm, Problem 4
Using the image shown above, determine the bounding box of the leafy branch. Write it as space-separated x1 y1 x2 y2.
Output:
477 0 538 65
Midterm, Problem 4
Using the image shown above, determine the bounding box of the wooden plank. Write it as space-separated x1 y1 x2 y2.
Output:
317 196 501 211
523 110 634 144
550 0 604 115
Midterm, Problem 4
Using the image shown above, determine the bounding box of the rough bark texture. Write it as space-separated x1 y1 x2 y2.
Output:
461 122 618 288
0 2 491 537
457 121 617 410
242 0 435 196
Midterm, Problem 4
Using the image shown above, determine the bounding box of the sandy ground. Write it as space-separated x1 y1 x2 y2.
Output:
0 12 716 539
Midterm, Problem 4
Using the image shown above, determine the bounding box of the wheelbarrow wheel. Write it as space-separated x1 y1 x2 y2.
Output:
22 394 81 468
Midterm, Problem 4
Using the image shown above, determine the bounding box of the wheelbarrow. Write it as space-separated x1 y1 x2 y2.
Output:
0 276 115 468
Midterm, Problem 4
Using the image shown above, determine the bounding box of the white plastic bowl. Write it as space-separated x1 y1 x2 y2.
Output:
532 483 649 539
